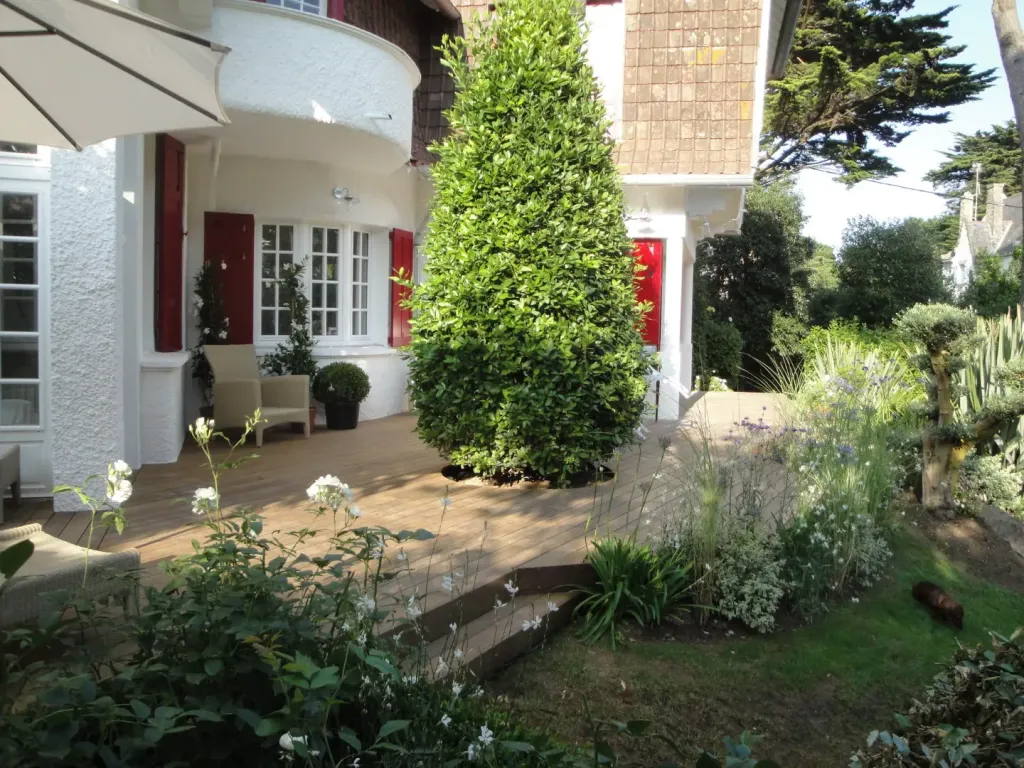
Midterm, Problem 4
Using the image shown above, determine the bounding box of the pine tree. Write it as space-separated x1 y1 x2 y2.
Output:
407 0 650 484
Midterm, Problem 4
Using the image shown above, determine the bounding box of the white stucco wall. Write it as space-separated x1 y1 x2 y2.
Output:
50 143 125 510
208 1 418 170
585 1 625 140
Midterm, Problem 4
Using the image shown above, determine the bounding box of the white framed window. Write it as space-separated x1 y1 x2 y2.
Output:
310 226 341 337
259 223 295 337
351 230 370 338
264 0 324 15
0 191 40 427
255 222 377 345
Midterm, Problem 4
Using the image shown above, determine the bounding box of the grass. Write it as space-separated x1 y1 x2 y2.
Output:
488 519 1024 767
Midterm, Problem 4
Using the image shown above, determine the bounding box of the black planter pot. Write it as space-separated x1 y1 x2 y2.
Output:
325 401 360 430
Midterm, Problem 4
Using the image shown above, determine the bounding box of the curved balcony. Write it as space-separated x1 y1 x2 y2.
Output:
209 0 420 172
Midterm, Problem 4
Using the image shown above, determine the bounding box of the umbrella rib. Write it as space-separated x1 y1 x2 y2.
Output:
72 0 229 52
0 62 82 150
0 30 52 37
3 0 226 126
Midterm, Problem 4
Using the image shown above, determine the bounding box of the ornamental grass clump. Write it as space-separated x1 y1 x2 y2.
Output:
407 0 650 485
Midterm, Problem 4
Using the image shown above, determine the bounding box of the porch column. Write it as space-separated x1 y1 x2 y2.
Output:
681 236 696 393
50 142 125 511
117 136 145 470
657 234 686 421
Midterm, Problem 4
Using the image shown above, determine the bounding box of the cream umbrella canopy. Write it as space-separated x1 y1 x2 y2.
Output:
0 0 229 150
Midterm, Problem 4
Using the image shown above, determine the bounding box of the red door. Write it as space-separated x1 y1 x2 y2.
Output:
204 212 255 344
633 239 663 349
155 134 185 352
389 229 414 347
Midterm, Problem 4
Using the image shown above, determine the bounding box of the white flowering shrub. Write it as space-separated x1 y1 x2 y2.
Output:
0 416 580 767
958 453 1024 517
711 525 786 634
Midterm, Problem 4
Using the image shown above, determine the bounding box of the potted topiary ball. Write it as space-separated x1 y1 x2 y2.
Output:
313 362 371 430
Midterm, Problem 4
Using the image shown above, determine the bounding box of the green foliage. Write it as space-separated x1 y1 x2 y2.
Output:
850 629 1024 767
958 454 1024 517
762 0 995 183
407 0 649 482
707 525 785 635
957 306 1024 467
958 250 1022 319
261 260 318 387
769 310 807 359
695 733 781 768
834 217 949 327
925 121 1023 215
896 303 977 356
190 262 230 406
312 362 371 404
575 537 693 649
693 312 743 386
800 320 908 363
0 423 579 768
695 178 813 388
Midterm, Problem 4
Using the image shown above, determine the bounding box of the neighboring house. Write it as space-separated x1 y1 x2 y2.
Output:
944 183 1023 289
0 0 800 507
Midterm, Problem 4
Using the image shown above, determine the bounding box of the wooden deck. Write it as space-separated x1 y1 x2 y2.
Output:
2 393 782 612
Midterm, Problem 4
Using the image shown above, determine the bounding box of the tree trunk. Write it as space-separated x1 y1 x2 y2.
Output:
992 0 1024 304
921 435 956 516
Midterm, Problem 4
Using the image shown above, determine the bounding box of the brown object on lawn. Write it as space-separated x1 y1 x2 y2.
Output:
912 580 964 629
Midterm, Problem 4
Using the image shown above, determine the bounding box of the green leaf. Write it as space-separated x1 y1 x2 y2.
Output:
204 659 224 676
0 539 33 579
499 741 536 753
255 718 283 737
695 754 722 768
338 727 362 752
130 699 151 720
376 719 410 741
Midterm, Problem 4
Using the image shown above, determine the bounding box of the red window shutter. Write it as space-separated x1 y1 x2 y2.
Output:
204 212 255 344
633 239 663 349
326 0 344 20
155 134 185 352
389 229 414 347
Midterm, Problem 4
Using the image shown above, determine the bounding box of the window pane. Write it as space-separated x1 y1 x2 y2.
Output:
279 309 291 332
360 285 367 308
352 284 358 307
327 228 339 254
1 289 36 332
327 256 338 280
312 255 323 280
0 336 37 378
262 253 276 279
312 283 323 308
312 227 324 253
280 252 292 269
1 383 38 426
0 143 36 155
362 232 370 255
360 314 367 336
352 311 359 335
326 311 338 336
261 281 276 311
326 283 337 308
1 240 36 284
261 225 277 251
279 226 294 252
1 194 36 238
312 312 323 336
261 310 276 336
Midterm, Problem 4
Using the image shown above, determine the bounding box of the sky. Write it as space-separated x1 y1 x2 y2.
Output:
795 1 1015 250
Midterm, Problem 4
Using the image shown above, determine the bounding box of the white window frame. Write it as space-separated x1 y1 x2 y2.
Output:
350 228 371 341
257 221 298 339
0 182 48 433
254 221 379 347
309 224 343 339
263 0 325 17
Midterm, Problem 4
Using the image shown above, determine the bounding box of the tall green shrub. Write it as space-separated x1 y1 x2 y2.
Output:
407 0 649 483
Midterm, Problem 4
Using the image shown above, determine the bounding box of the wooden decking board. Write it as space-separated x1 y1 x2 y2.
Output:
0 395 781 664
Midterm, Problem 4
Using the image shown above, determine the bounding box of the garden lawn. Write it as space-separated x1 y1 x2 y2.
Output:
489 516 1024 767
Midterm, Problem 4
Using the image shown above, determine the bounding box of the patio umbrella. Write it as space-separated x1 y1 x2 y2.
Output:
0 0 229 150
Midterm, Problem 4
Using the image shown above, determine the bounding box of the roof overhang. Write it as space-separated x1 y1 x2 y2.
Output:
418 0 460 21
769 0 804 80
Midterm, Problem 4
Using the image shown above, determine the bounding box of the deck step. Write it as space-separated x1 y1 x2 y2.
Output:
425 591 577 682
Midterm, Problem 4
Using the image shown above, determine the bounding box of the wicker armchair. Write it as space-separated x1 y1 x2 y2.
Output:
203 344 310 447
0 524 140 628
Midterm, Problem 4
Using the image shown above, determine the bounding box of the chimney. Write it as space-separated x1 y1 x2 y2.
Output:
961 191 975 228
988 183 1006 246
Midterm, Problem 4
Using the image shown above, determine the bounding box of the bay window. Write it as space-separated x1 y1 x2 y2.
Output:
264 0 325 15
257 222 377 345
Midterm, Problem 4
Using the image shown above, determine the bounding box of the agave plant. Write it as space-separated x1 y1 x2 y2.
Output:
957 305 1024 467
